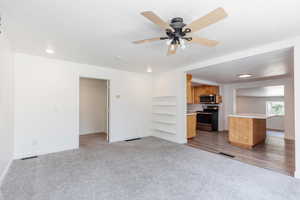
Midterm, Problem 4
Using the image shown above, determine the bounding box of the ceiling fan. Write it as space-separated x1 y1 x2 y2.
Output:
133 7 228 55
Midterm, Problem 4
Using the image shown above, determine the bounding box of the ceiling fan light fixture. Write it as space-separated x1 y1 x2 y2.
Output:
45 48 55 54
237 74 253 78
146 66 152 73
166 39 172 46
179 38 186 49
170 44 175 51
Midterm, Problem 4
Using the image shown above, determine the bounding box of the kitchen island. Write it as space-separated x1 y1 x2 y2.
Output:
228 114 266 149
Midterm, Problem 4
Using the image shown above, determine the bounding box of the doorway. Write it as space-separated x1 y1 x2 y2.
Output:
185 48 295 176
79 78 110 148
235 85 285 138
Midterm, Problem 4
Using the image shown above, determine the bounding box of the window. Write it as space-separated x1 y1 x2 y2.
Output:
266 101 284 117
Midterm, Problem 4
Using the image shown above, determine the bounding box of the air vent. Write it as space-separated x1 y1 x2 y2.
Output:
21 156 38 160
218 152 235 158
125 138 142 142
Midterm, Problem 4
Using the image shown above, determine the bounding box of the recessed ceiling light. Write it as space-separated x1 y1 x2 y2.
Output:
237 74 252 78
147 66 152 73
45 48 55 54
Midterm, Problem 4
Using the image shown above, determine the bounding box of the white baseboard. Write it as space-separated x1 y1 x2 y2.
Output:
14 152 35 160
14 143 79 160
151 133 187 144
79 130 106 135
0 159 13 186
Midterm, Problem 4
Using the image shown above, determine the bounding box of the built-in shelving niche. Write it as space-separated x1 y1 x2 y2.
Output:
152 96 177 135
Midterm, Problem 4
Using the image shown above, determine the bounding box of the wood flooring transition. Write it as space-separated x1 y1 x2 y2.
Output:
79 132 108 148
187 131 295 176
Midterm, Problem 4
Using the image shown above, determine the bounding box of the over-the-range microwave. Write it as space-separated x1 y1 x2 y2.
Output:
200 94 217 104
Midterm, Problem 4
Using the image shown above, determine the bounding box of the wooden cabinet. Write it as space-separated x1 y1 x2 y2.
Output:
187 114 197 139
186 74 194 104
216 95 222 104
193 85 220 104
186 74 221 105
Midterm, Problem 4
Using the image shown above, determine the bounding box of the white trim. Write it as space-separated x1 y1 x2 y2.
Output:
295 170 300 179
0 159 13 186
13 143 77 159
191 78 220 86
79 131 106 135
14 153 35 160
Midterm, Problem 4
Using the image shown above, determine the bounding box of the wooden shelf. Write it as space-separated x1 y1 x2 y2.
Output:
152 95 176 136
152 103 176 106
153 120 176 125
152 96 176 98
152 112 176 116
154 128 176 135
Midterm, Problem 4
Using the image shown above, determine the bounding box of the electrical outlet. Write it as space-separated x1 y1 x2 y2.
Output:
32 140 38 146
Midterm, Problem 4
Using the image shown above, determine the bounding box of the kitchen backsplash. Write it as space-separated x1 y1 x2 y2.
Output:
187 104 204 113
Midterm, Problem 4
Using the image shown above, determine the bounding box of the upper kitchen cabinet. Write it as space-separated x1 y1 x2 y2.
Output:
194 85 220 104
186 74 222 104
186 74 194 104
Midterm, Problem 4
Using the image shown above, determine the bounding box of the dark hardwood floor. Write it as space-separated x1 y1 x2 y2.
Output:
187 130 295 176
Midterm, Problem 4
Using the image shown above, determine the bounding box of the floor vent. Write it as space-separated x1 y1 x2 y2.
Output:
125 138 142 142
218 152 235 158
21 156 38 160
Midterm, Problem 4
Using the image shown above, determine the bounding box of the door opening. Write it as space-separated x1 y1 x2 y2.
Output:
79 77 110 148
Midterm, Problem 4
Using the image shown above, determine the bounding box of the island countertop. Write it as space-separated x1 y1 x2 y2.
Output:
228 113 267 119
186 112 197 116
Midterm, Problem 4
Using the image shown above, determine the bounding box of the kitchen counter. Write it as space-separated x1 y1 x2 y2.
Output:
187 113 197 139
228 113 266 119
186 113 197 116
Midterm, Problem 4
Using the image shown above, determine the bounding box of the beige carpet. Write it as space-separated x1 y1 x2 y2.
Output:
1 136 300 200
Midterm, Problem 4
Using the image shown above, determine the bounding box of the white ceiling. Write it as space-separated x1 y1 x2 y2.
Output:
237 86 284 97
1 0 300 73
189 48 293 84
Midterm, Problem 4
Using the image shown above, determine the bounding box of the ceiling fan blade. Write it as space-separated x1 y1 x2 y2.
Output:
189 37 219 46
141 11 174 31
167 44 178 56
185 7 227 33
132 37 162 44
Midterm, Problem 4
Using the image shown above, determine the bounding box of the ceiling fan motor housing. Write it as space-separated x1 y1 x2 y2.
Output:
166 17 192 44
170 17 185 29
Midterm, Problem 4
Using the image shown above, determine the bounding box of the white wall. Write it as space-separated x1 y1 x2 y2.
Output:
80 78 107 135
236 96 284 114
13 53 152 158
0 33 14 184
236 86 284 97
222 78 294 139
267 116 284 131
236 96 285 130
